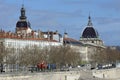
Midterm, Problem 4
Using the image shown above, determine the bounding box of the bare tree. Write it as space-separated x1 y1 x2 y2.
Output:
48 46 81 68
91 47 120 64
5 47 18 64
0 42 12 64
18 45 81 68
19 45 47 66
0 42 5 63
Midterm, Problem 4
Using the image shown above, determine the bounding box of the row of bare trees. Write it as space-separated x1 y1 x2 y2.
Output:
48 46 81 67
0 45 81 68
91 47 120 64
19 46 81 68
1 43 120 69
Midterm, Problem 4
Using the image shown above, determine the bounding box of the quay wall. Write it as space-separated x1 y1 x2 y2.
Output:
93 68 120 79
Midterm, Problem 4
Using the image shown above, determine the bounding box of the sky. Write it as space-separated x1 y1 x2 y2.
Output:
0 0 120 46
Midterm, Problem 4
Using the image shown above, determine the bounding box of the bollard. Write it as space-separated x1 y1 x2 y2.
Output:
103 74 105 78
65 75 67 80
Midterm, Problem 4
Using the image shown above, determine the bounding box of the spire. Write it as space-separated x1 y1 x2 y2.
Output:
19 4 27 20
87 15 93 27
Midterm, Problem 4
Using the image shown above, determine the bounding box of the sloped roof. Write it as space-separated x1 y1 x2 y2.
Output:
64 38 84 46
82 27 99 38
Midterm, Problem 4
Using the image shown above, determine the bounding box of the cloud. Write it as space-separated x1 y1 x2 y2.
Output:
0 0 84 33
61 0 96 5
99 0 120 11
95 17 120 25
101 30 120 46
0 1 19 31
27 8 83 30
28 9 83 20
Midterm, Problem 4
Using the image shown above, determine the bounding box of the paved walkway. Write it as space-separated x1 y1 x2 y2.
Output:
0 69 120 80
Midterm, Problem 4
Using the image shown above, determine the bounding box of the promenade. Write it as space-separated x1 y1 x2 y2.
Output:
0 68 120 80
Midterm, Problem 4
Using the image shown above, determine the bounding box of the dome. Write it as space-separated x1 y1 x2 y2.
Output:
16 5 31 29
16 21 31 28
82 27 99 38
81 16 99 38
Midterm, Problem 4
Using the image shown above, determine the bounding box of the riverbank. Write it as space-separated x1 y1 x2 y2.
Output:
0 68 120 80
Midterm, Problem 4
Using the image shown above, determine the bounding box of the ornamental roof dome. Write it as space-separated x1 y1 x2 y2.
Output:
16 5 31 29
82 27 99 38
16 21 31 28
81 16 99 38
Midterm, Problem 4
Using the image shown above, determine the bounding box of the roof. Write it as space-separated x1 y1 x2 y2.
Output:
16 21 31 28
0 31 58 42
82 27 99 38
81 16 99 38
64 38 84 46
83 42 105 48
0 37 59 42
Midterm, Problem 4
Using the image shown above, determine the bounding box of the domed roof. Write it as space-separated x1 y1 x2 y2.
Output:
16 5 31 29
16 21 31 28
82 27 99 38
81 16 99 38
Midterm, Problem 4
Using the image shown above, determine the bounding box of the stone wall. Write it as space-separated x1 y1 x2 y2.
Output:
0 71 80 80
92 68 120 79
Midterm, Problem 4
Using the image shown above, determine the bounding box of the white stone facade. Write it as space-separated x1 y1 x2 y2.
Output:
0 38 62 49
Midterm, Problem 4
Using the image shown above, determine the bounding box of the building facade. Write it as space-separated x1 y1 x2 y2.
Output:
63 16 105 63
63 33 104 63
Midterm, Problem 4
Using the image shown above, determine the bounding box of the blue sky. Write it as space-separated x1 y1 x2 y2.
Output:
0 0 120 46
